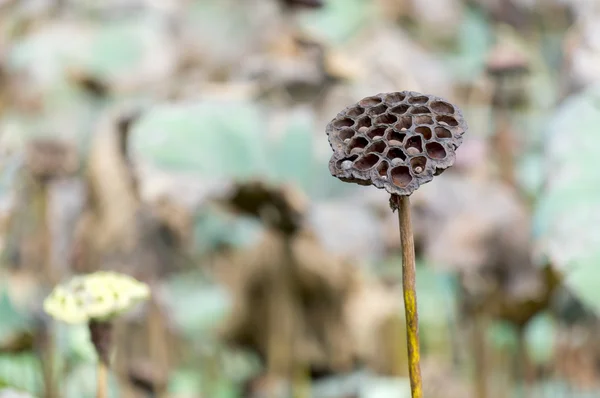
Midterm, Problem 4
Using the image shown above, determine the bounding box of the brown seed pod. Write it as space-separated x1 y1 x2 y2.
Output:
24 138 79 181
281 0 324 9
326 91 467 196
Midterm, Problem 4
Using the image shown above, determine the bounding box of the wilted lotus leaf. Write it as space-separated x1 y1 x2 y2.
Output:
43 271 150 324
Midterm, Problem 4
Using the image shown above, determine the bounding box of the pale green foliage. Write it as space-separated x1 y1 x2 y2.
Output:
525 313 555 366
534 83 600 314
63 363 119 398
0 353 42 396
360 376 411 398
0 290 30 347
130 101 268 177
0 288 39 395
440 6 492 84
299 0 374 44
0 388 35 397
163 271 231 337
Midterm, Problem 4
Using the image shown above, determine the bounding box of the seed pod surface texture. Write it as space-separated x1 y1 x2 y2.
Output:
326 91 467 196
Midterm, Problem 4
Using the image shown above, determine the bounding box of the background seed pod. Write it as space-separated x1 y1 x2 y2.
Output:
326 91 467 196
280 0 324 9
24 138 79 181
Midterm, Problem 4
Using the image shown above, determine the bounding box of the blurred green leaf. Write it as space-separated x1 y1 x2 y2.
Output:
220 350 262 384
163 271 232 337
415 265 457 328
0 153 21 196
487 321 517 351
193 209 264 254
0 289 31 348
306 156 355 200
84 22 145 80
169 365 242 398
131 101 269 176
0 290 38 395
0 353 42 395
525 312 555 366
534 83 600 314
3 17 173 150
440 6 492 83
3 22 112 147
63 363 119 398
530 380 600 398
270 108 314 191
168 369 202 395
299 0 374 45
132 101 351 204
516 151 545 199
7 24 90 87
0 388 35 397
313 371 367 398
54 323 97 364
360 376 411 398
8 17 168 86
560 254 600 315
414 265 458 354
212 381 240 398
186 0 263 64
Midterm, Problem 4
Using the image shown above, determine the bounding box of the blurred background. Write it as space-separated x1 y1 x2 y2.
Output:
0 0 600 397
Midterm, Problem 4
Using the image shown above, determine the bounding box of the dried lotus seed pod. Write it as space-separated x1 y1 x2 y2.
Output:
326 91 467 197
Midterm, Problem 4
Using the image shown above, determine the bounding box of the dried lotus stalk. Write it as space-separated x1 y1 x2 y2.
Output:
325 91 468 398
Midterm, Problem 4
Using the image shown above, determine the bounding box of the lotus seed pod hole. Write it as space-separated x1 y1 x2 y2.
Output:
370 104 388 115
406 136 423 152
415 126 432 140
410 156 427 174
339 129 355 141
375 113 398 125
426 142 447 159
378 161 389 177
354 154 380 170
431 101 455 114
359 96 382 107
415 115 433 125
356 117 372 130
435 127 452 138
366 141 387 154
347 106 365 117
408 95 428 105
367 127 386 140
391 166 412 187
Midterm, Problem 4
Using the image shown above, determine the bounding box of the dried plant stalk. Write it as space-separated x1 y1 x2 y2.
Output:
90 320 113 398
396 195 422 398
97 361 108 398
325 91 468 398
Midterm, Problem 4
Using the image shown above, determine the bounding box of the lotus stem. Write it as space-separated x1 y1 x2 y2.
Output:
396 194 423 398
97 360 107 398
